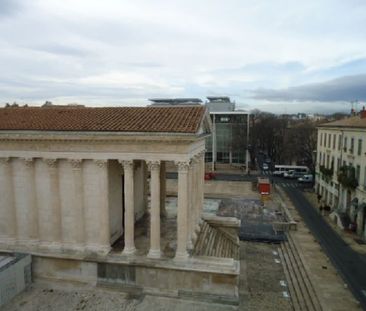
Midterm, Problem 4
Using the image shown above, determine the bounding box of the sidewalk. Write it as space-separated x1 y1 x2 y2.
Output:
277 187 361 311
303 192 366 255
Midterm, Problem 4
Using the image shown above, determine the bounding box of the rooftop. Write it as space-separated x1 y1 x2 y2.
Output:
318 114 366 129
0 106 207 134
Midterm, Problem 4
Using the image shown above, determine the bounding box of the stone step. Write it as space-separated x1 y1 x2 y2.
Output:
193 220 239 259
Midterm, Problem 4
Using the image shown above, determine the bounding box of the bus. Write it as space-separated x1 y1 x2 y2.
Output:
273 165 309 177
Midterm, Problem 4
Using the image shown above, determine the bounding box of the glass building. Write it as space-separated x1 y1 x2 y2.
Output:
205 97 250 171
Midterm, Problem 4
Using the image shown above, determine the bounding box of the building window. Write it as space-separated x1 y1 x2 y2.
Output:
356 165 361 183
337 158 341 171
338 134 342 150
333 134 336 149
217 152 230 163
205 152 213 162
344 136 347 151
328 134 331 148
326 155 330 168
350 138 354 154
324 133 327 147
358 139 362 156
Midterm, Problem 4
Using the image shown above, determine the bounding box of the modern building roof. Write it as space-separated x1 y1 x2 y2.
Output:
318 115 366 129
0 106 207 134
149 98 202 105
206 96 231 102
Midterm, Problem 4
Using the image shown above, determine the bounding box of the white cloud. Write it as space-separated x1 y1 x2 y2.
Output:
1 0 366 112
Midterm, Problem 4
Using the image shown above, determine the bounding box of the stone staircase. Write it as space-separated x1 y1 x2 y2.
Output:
194 220 240 260
278 233 323 311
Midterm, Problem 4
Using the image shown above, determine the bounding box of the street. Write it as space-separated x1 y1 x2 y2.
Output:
282 185 366 310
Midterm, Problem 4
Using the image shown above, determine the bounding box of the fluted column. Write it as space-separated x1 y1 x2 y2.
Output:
120 160 136 255
147 160 161 258
82 159 110 254
174 161 190 260
0 158 16 244
160 161 167 217
37 159 62 250
70 159 85 248
13 158 38 246
187 160 193 250
191 156 199 241
198 151 205 220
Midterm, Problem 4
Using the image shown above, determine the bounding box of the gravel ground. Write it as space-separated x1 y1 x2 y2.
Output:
2 283 237 311
241 241 292 311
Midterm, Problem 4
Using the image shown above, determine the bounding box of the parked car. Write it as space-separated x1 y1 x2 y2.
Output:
262 163 269 170
297 174 314 183
284 170 305 179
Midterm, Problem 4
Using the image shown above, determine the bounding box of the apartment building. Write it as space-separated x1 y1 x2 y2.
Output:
316 110 366 238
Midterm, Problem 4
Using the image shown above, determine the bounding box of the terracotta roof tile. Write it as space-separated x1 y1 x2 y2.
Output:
0 106 207 134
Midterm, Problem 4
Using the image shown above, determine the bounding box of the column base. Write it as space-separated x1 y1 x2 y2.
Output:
122 246 136 256
17 238 39 249
85 244 111 255
174 251 189 261
39 241 63 252
187 239 194 250
147 248 161 259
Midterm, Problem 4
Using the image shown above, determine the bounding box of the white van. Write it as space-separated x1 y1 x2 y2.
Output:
274 165 309 177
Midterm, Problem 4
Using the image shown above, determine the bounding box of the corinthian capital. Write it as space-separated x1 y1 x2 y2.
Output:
175 161 190 172
23 158 34 167
69 159 82 169
44 158 58 168
94 159 108 168
119 160 134 170
0 157 10 166
147 160 160 171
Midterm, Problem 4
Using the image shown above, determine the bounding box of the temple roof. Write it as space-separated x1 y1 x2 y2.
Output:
0 106 208 134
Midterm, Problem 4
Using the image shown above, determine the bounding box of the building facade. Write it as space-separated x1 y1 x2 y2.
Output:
315 112 366 238
204 97 250 171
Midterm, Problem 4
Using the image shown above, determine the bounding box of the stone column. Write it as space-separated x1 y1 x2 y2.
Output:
160 161 167 217
198 151 205 220
37 159 62 250
0 158 16 245
191 156 199 242
187 161 194 250
82 159 110 254
70 159 85 248
13 158 38 246
120 160 136 255
147 161 161 258
174 161 190 260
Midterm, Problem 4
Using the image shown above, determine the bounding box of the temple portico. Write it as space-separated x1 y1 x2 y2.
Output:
0 106 209 262
0 106 240 302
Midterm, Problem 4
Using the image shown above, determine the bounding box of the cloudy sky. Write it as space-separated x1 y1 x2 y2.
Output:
1 0 366 113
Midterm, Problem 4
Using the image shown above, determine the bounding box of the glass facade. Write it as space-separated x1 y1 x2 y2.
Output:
206 113 249 164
